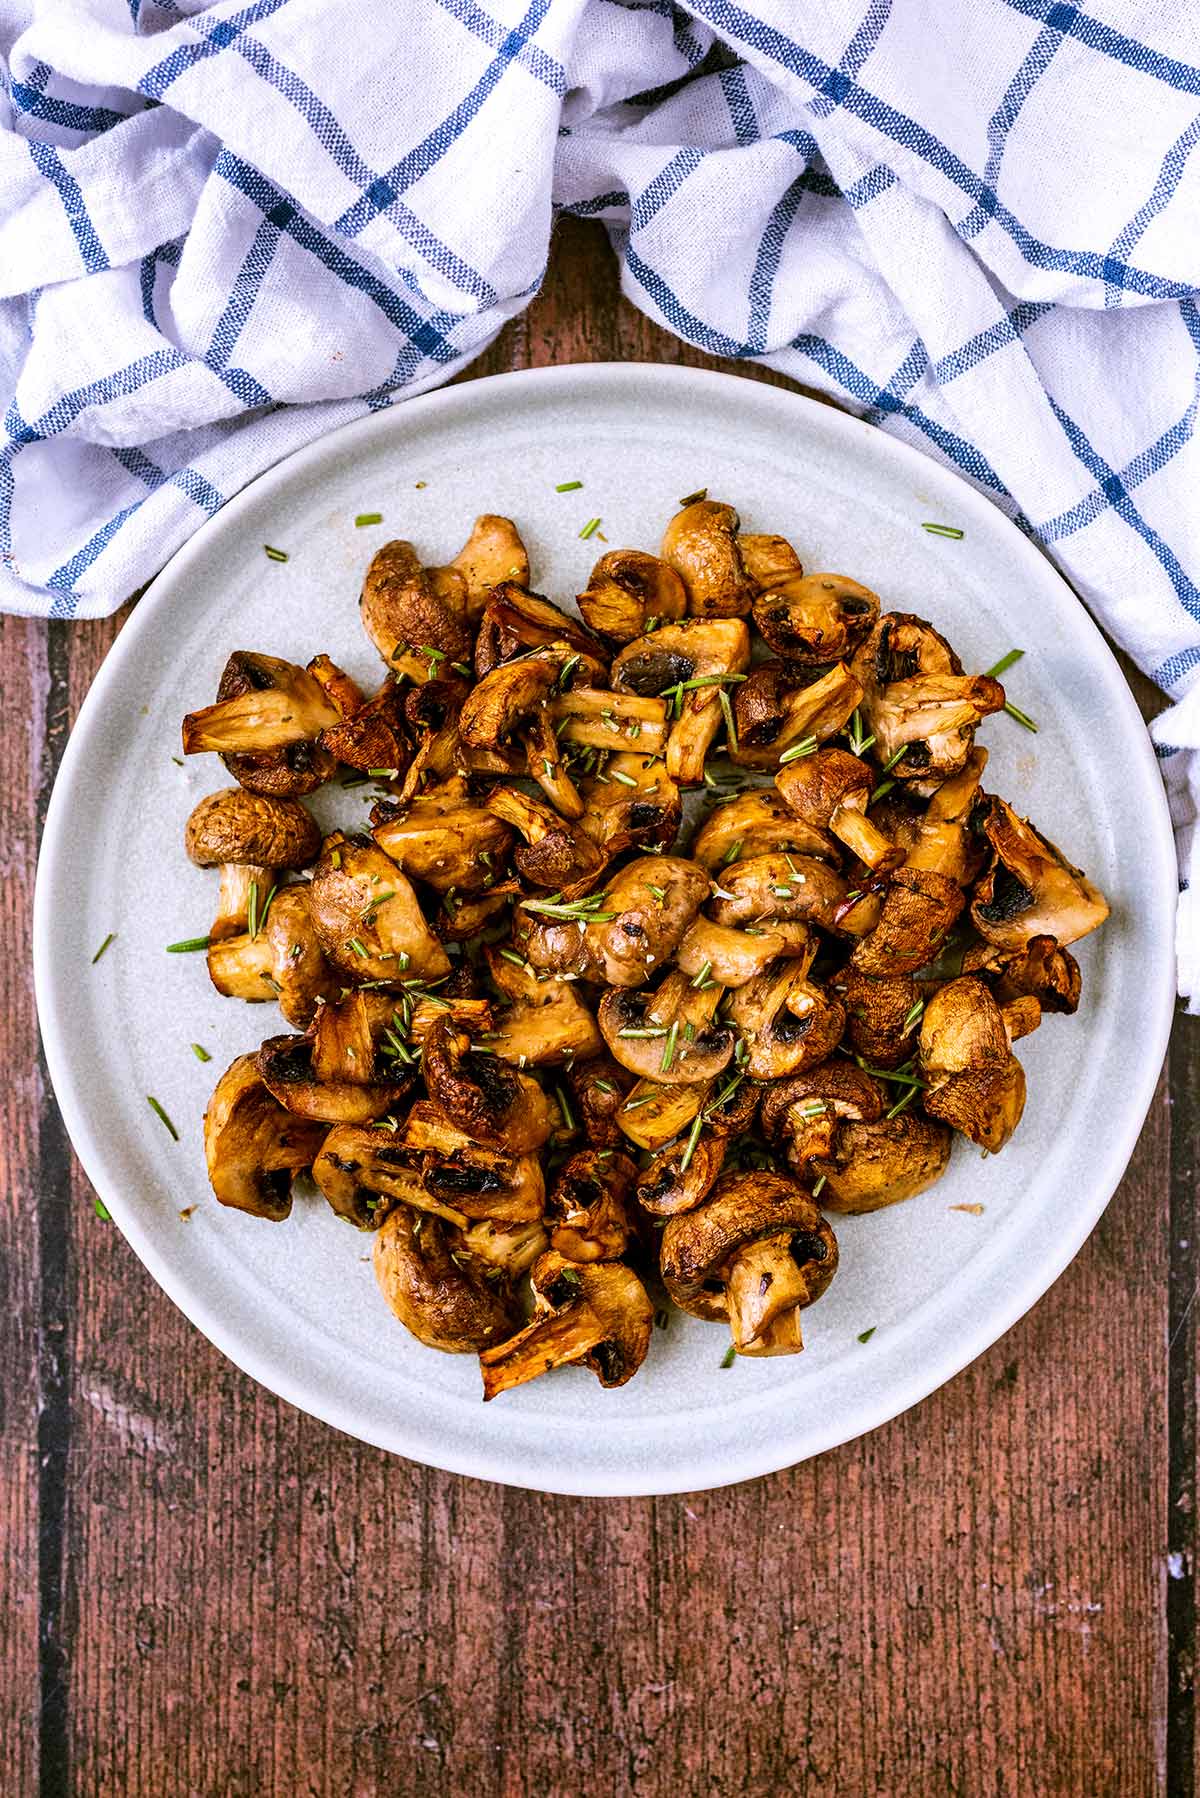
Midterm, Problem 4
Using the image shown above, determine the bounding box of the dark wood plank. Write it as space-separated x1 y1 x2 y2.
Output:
8 214 1184 1796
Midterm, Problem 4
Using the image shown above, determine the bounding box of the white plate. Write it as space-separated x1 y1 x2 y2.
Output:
34 364 1176 1496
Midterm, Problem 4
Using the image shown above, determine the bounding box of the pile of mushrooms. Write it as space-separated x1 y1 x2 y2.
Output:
181 498 1109 1396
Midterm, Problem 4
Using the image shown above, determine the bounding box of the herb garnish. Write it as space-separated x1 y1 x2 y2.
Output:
263 545 288 562
778 736 818 764
679 1111 704 1174
146 1095 179 1140
166 936 211 953
355 512 383 527
92 932 116 964
94 1198 111 1221
679 487 708 507
555 480 583 492
921 522 964 539
857 1326 876 1343
190 1043 211 1062
578 517 601 541
719 1345 737 1369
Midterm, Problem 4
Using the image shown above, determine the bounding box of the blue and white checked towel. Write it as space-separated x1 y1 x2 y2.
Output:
4 0 1199 1001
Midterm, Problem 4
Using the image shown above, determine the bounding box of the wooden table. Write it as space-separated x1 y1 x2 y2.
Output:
4 217 1196 1797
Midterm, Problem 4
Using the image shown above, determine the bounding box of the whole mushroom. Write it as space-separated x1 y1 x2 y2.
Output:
185 786 321 941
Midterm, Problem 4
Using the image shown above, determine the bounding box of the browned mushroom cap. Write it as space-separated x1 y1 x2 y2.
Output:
317 676 412 774
456 648 564 752
547 1149 637 1262
205 884 340 1028
675 915 796 988
729 660 865 770
374 1205 517 1352
598 971 734 1085
422 1014 554 1153
661 1171 837 1355
254 1031 413 1125
399 1101 546 1221
691 787 833 872
183 652 341 797
576 753 682 860
360 539 473 682
449 1216 549 1282
475 581 608 679
482 948 603 1066
661 499 756 618
637 1131 726 1218
752 571 880 664
577 549 688 643
565 1054 636 1147
707 852 848 930
436 882 521 944
737 531 803 591
479 1251 654 1397
848 867 965 975
970 796 1109 950
725 958 846 1080
853 614 1005 791
611 617 751 783
836 968 923 1068
448 515 530 623
307 833 450 983
370 776 514 896
760 1063 885 1161
312 1123 467 1230
185 787 322 940
203 1054 326 1221
919 976 1026 1151
486 785 604 889
586 854 712 986
776 746 902 874
962 933 1082 1014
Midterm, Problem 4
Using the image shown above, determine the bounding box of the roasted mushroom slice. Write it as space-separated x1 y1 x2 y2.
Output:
185 786 321 940
776 747 902 874
399 1102 546 1222
752 572 880 663
475 582 607 680
449 514 530 623
848 867 965 976
449 1216 549 1282
675 916 797 989
205 884 339 1027
661 499 756 618
479 1252 654 1398
317 676 411 774
660 1172 837 1356
598 972 734 1086
853 614 1005 791
575 753 682 860
918 976 1027 1152
203 1054 326 1220
483 949 604 1066
547 1149 638 1263
637 1131 726 1218
565 1055 636 1148
729 660 864 771
255 1032 411 1124
374 1205 517 1351
312 1123 467 1230
577 549 687 644
760 1064 951 1213
546 687 670 756
836 968 923 1068
962 934 1082 1015
360 539 473 682
616 1076 714 1152
421 1014 555 1152
691 787 833 873
970 796 1109 950
182 652 340 797
612 618 751 784
901 746 989 887
486 786 604 889
737 531 803 591
725 956 846 1080
371 776 514 896
706 852 847 931
308 833 451 983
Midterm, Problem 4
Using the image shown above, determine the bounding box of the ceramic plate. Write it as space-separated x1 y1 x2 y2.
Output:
34 364 1176 1496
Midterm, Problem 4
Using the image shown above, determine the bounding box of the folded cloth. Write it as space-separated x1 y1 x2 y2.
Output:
2 0 1197 1000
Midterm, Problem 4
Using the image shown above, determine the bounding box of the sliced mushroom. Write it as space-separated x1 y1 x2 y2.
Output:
522 705 586 819
449 1216 549 1282
901 746 989 885
317 676 411 774
612 618 751 783
421 1014 554 1152
185 787 321 940
706 852 847 931
307 653 366 719
475 582 607 680
449 515 530 623
457 649 563 750
546 687 670 756
661 499 756 618
255 1032 411 1124
691 787 834 872
637 1131 726 1218
848 867 965 976
203 1054 326 1220
598 971 733 1085
479 1252 654 1397
725 956 846 1080
486 786 604 889
483 949 604 1066
737 531 803 591
182 652 340 797
970 796 1109 950
575 753 682 859
399 1101 546 1221
371 776 514 895
308 833 451 982
577 549 687 643
776 746 902 874
616 1076 714 1152
962 934 1082 1015
729 661 864 770
760 1063 951 1213
312 1123 468 1230
360 539 473 682
919 975 1027 1151
374 1205 517 1351
675 915 796 988
660 1172 837 1356
852 615 1005 791
584 854 712 987
206 884 339 1027
752 572 880 663
548 1149 638 1262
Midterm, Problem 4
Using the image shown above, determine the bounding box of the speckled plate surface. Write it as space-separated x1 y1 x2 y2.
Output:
33 363 1176 1496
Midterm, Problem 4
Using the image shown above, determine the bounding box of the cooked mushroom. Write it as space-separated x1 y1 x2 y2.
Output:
737 531 803 591
706 852 847 931
962 933 1082 1014
421 1014 554 1152
636 1131 726 1218
360 539 473 682
312 1123 468 1230
577 549 687 643
546 687 670 756
729 661 864 770
760 1063 951 1212
317 676 411 774
675 915 798 988
307 653 366 719
776 747 902 874
565 1054 636 1147
660 1172 837 1355
691 787 833 873
522 705 586 819
474 582 607 680
486 785 604 889
399 1101 546 1221
371 776 514 895
307 833 451 982
598 971 733 1085
575 753 682 860
612 618 751 783
457 648 562 750
583 854 712 987
182 652 340 796
374 1205 517 1351
752 572 880 663
852 615 1005 791
449 1216 549 1281
436 882 521 943
185 786 321 940
547 1149 637 1262
483 947 604 1066
203 1054 326 1220
725 955 846 1080
970 796 1109 950
255 1032 412 1123
918 975 1027 1151
901 747 989 886
661 499 756 618
848 867 965 976
836 968 923 1068
206 884 339 1027
479 1251 654 1397
449 514 531 623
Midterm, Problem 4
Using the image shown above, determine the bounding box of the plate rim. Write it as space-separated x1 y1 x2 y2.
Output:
33 360 1178 1496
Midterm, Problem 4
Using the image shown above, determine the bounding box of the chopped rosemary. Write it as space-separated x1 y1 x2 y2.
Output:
887 1086 920 1119
659 1020 679 1074
719 1345 737 1369
846 709 875 757
795 1100 827 1119
146 1095 178 1140
555 479 583 492
622 1090 659 1111
92 932 116 964
165 936 211 953
1003 700 1038 733
718 686 738 754
347 937 369 958
778 736 818 764
679 487 708 506
921 522 964 539
556 1087 575 1132
681 672 748 691
263 545 288 562
93 1197 111 1221
870 778 897 803
367 767 398 778
190 1043 211 1063
610 768 639 788
578 517 601 540
171 755 184 766
593 1078 616 1094
355 512 383 527
721 839 744 867
985 648 1024 679
618 1025 669 1039
679 1112 704 1174
857 1326 876 1343
902 998 925 1034
690 959 713 989
812 1174 827 1198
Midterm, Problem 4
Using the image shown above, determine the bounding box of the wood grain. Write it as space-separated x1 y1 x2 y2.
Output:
3 215 1193 1796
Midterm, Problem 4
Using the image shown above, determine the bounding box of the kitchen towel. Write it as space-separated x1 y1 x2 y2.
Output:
2 0 1197 998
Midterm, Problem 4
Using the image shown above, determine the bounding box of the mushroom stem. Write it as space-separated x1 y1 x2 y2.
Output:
827 803 902 874
1001 995 1042 1043
725 1232 814 1355
479 1306 611 1399
213 862 271 941
206 932 275 999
